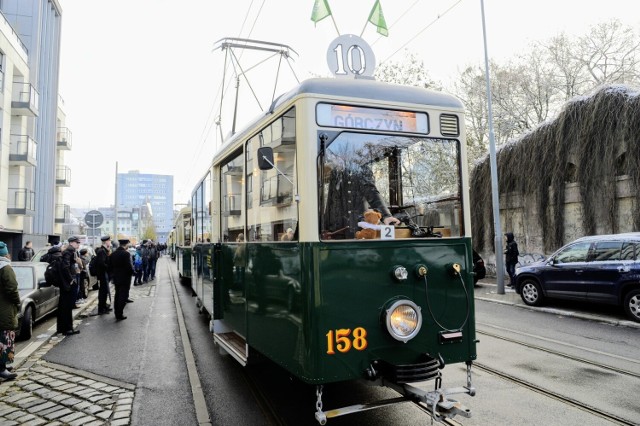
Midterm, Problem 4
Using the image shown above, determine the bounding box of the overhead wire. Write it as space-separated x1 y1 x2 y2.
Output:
379 0 463 65
179 0 266 199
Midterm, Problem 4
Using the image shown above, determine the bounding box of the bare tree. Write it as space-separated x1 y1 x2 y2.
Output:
577 19 640 86
452 18 640 166
375 51 440 89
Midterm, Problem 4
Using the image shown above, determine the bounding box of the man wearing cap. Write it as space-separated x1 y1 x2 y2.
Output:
95 236 113 314
110 239 134 320
58 236 81 335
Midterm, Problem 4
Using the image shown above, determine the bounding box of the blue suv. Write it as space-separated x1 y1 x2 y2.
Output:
515 233 640 322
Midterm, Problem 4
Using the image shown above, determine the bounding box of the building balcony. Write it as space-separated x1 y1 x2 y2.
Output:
9 134 37 166
55 204 71 223
56 166 71 187
7 188 35 216
11 82 39 117
57 127 72 150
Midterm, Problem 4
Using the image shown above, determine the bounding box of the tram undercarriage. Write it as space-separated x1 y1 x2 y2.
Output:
314 361 475 425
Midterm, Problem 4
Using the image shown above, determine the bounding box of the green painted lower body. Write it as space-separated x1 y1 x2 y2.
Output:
211 239 477 385
176 247 192 279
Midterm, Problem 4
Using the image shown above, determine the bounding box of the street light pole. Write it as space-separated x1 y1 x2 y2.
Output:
480 0 505 294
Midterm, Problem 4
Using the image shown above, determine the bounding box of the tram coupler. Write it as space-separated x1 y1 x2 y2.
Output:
383 380 473 423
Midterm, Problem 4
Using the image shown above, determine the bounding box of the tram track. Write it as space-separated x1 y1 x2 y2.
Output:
473 362 636 425
475 323 639 425
476 324 640 380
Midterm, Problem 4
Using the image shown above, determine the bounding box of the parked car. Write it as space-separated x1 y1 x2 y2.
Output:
12 261 60 340
514 233 640 322
472 250 486 285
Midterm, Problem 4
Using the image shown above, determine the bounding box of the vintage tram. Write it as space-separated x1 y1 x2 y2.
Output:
171 205 193 283
187 76 476 423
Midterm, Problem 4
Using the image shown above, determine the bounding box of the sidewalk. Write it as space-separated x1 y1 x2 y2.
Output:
475 277 640 329
0 279 155 426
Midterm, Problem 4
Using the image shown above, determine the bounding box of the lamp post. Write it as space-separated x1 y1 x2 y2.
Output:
479 0 505 294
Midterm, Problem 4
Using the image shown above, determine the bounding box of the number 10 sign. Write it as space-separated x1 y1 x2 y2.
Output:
326 34 376 78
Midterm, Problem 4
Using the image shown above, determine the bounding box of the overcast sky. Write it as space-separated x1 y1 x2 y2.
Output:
57 0 639 209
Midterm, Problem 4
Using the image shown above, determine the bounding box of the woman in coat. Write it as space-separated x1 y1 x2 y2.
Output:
0 241 20 380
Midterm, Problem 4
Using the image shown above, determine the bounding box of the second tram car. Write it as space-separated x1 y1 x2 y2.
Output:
188 77 476 423
172 206 193 283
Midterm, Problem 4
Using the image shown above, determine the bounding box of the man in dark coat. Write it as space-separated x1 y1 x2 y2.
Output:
95 236 112 314
17 241 34 261
323 163 400 239
111 239 134 320
504 232 519 287
58 236 81 335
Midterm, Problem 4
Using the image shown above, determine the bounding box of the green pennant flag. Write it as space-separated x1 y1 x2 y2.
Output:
368 0 388 36
311 0 332 24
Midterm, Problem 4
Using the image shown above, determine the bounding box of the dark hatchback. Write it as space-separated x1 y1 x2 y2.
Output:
514 233 640 322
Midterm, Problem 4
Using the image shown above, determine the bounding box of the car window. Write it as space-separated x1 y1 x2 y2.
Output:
13 267 35 290
555 242 591 264
621 242 637 260
592 241 622 261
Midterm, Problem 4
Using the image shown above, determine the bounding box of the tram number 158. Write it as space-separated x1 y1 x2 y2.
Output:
326 327 368 354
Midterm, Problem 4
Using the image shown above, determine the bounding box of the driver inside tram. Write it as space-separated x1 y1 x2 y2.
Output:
322 159 400 239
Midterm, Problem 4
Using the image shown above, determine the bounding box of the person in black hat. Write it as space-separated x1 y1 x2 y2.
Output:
58 236 81 335
95 235 113 314
110 239 134 320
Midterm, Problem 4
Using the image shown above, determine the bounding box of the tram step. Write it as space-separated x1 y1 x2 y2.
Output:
214 332 247 366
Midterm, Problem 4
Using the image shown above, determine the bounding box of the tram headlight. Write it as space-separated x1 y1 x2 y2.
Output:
384 299 422 343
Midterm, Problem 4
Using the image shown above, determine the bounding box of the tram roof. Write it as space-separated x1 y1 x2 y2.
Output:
270 77 464 112
216 77 464 160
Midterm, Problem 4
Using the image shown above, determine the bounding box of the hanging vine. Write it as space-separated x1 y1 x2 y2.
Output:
471 85 640 253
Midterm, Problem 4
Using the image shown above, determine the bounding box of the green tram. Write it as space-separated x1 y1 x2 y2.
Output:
189 77 476 423
172 206 192 283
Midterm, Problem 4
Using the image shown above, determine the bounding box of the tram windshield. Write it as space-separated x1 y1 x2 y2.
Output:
320 132 462 240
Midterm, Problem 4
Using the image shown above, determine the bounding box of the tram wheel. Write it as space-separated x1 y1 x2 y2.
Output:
520 279 544 306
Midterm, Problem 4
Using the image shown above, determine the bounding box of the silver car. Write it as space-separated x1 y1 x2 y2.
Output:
13 261 60 340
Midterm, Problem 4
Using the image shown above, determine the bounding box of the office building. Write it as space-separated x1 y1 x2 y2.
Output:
117 171 173 242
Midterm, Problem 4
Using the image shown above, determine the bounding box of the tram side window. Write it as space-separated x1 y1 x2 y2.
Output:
247 108 298 242
191 191 198 243
193 182 207 243
203 171 212 242
221 151 244 243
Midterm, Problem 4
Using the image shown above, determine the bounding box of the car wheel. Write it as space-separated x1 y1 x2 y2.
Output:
623 289 640 323
520 279 544 306
20 306 34 340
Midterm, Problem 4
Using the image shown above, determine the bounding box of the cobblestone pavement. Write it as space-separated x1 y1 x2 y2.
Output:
0 282 156 425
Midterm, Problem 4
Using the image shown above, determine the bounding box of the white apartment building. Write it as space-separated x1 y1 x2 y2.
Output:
0 0 67 255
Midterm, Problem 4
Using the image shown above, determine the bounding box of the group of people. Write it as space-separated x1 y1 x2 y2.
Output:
0 235 164 377
93 237 161 319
